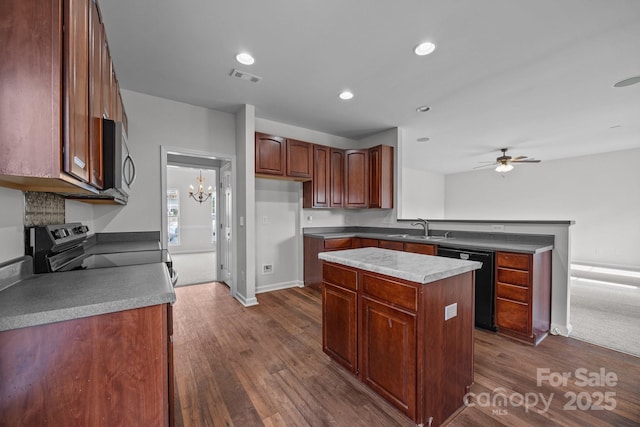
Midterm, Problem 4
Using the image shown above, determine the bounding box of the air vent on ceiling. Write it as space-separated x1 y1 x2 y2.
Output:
230 68 262 83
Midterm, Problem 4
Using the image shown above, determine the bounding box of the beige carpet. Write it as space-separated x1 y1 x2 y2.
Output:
171 251 217 287
570 277 640 357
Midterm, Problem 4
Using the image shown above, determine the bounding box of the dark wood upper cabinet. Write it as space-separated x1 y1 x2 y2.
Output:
0 0 126 197
330 148 345 207
369 145 393 208
88 0 104 189
63 0 91 183
303 145 330 208
286 139 312 179
344 149 369 208
101 27 114 119
255 132 286 176
256 131 392 210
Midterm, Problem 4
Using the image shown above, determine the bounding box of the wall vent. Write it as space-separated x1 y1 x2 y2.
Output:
230 68 262 83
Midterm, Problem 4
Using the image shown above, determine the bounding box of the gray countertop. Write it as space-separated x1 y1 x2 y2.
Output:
0 263 175 332
305 229 553 254
319 247 482 284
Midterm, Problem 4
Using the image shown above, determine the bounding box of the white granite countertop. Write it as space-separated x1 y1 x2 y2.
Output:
319 247 482 284
0 263 175 332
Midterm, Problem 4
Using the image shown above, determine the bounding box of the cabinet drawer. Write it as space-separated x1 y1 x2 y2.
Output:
378 240 404 251
496 283 529 303
324 238 353 250
496 298 530 335
404 242 436 256
322 263 358 291
497 268 529 287
497 252 530 270
362 273 418 312
355 238 379 248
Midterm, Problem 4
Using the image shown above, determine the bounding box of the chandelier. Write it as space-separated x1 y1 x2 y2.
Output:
189 170 212 203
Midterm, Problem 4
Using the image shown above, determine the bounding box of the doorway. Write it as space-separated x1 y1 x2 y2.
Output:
166 165 217 286
161 147 234 293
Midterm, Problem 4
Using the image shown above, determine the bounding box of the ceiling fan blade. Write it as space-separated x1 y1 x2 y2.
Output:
512 159 541 163
473 163 495 169
476 161 497 164
511 156 527 161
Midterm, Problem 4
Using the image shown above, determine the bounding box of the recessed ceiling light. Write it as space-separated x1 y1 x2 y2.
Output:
235 52 255 65
414 42 436 56
339 91 354 100
416 137 430 142
416 105 430 112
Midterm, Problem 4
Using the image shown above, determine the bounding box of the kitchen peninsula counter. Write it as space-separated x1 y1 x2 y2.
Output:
319 247 481 426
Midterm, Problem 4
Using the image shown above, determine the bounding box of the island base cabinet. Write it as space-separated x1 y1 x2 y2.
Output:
321 261 475 426
322 283 358 374
0 304 171 426
361 297 417 419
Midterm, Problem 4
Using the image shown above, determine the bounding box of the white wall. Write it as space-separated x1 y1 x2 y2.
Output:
445 147 640 271
92 90 236 234
255 178 302 292
399 168 445 220
166 167 216 254
0 187 24 263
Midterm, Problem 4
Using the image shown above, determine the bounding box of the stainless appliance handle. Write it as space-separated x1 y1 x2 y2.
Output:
123 155 136 187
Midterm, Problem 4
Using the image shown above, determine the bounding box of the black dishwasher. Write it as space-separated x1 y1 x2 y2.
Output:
437 247 496 331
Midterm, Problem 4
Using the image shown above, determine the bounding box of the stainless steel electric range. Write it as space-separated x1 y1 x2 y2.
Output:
26 223 178 285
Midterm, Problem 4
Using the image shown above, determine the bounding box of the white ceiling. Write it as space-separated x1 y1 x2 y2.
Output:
99 0 640 174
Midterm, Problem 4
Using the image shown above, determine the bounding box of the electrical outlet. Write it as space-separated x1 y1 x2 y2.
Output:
262 216 268 224
262 264 273 274
445 303 457 321
491 224 505 232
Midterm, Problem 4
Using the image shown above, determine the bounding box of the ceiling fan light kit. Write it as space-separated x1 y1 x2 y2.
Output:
495 163 514 173
474 148 542 173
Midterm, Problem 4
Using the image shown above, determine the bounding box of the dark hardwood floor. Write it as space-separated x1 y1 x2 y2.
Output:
173 282 640 427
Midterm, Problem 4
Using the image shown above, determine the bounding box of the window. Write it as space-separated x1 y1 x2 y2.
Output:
167 189 180 245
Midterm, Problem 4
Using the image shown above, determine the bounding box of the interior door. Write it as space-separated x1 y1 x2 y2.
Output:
220 163 233 287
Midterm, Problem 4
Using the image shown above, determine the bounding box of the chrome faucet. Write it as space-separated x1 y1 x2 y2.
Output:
411 218 429 237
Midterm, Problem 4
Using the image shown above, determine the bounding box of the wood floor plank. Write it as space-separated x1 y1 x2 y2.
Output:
173 282 640 427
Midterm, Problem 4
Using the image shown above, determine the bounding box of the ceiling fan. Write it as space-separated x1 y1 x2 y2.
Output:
475 148 541 172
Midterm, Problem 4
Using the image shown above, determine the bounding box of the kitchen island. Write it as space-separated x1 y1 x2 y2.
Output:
319 248 482 426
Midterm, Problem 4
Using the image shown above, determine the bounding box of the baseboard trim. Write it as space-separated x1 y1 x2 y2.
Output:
256 281 304 294
234 293 259 307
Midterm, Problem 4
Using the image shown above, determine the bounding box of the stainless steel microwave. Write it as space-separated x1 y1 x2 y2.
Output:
103 118 135 203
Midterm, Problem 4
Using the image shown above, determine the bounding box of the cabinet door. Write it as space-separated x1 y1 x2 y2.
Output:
88 1 103 189
369 145 393 208
361 297 417 418
322 283 358 374
344 149 369 208
286 139 312 179
101 28 114 119
330 148 345 207
63 0 90 183
311 145 330 207
255 133 285 176
353 238 378 248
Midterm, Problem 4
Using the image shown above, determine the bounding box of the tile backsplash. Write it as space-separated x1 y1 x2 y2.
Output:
24 192 65 226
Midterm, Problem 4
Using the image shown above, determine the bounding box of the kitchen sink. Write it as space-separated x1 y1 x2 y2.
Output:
386 234 451 241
